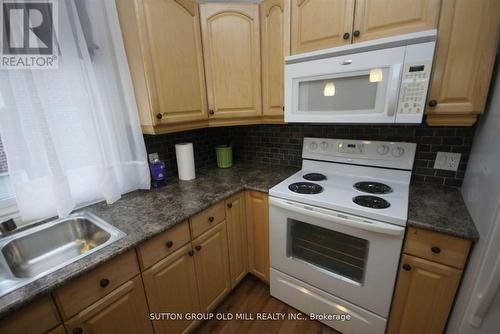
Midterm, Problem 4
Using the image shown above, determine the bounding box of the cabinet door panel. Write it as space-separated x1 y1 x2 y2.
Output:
246 191 270 283
426 0 500 125
142 244 200 334
291 0 354 54
261 0 289 117
387 255 461 334
200 4 262 119
225 192 248 287
193 222 231 311
143 0 207 124
353 0 440 42
65 276 153 334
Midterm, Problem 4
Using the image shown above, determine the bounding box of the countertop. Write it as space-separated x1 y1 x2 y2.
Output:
0 163 478 317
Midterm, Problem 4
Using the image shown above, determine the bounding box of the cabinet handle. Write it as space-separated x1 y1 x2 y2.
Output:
431 246 441 254
73 327 83 334
343 32 350 40
428 100 438 107
353 30 360 37
188 250 194 256
402 264 412 271
99 278 110 288
208 216 214 223
166 240 174 248
156 113 163 120
227 203 233 208
195 245 202 251
209 109 215 115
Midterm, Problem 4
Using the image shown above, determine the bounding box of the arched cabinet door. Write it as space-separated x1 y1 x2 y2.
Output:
200 3 262 120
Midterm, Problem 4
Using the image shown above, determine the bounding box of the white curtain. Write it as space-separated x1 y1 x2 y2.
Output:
0 0 150 221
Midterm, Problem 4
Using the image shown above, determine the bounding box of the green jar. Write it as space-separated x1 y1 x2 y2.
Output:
215 145 233 168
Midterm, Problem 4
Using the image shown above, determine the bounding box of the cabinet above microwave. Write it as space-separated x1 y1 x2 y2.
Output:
284 30 436 124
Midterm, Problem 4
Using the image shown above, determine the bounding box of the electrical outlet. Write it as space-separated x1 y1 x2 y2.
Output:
148 153 159 163
434 152 461 171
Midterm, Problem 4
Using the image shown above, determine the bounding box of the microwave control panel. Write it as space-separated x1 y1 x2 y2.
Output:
397 61 431 115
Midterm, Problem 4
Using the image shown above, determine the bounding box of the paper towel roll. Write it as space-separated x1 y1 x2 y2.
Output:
175 143 196 180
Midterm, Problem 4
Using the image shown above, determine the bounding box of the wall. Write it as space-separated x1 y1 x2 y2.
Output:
144 123 475 187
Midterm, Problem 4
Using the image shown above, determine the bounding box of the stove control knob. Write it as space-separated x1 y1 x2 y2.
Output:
309 142 318 151
391 146 405 157
377 144 390 155
320 141 329 150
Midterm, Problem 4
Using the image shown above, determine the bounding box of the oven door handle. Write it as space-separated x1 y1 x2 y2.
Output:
270 197 405 237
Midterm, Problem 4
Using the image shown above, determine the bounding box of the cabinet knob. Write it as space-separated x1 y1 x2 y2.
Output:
166 240 174 248
402 264 412 271
99 278 110 288
208 216 214 223
188 250 194 256
209 109 215 115
353 30 360 37
156 113 163 120
227 203 233 208
428 100 438 107
431 246 441 254
343 32 350 40
195 245 202 251
73 327 83 334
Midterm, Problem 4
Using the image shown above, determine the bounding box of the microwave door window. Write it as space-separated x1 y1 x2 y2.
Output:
288 219 369 284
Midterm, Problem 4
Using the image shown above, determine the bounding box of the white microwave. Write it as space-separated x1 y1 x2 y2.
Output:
284 30 437 124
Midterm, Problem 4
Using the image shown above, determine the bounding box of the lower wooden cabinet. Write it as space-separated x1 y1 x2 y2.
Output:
225 192 248 287
387 254 462 334
64 275 153 334
192 221 231 312
246 190 270 283
142 244 200 334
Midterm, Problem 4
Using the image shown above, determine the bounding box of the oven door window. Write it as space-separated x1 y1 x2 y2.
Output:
288 219 369 284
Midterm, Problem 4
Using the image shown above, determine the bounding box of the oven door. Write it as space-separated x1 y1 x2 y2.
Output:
284 46 404 123
269 197 405 317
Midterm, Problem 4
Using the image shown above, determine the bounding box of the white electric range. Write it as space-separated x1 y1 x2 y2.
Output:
269 137 416 334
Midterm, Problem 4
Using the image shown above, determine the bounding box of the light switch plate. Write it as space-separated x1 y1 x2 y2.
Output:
434 152 461 171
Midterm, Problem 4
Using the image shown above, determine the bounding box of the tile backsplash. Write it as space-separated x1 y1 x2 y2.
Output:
144 123 475 187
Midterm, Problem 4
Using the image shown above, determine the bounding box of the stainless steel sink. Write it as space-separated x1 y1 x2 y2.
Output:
0 212 125 297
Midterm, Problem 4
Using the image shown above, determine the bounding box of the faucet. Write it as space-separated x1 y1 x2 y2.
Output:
0 219 17 235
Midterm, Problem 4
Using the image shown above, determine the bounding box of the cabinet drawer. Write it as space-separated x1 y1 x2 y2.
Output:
190 202 226 238
54 249 140 320
404 227 471 269
137 221 190 270
0 295 60 334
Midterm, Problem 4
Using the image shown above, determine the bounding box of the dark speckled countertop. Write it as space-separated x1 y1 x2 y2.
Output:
0 164 478 317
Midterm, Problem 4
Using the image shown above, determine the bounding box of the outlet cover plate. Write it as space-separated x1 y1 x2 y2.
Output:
434 152 461 171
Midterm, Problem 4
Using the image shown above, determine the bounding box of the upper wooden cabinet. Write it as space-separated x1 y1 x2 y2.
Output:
116 0 208 133
291 0 354 54
425 0 500 126
200 3 262 120
261 0 290 119
353 0 441 42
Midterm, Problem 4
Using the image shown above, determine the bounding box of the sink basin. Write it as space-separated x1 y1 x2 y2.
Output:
0 212 125 297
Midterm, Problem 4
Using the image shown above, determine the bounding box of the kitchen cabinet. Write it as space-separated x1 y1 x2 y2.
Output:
290 0 354 54
225 192 248 287
64 276 153 334
192 221 232 312
200 3 262 121
387 227 471 334
0 295 61 334
425 0 500 126
260 0 290 120
142 244 200 334
246 191 270 283
352 0 441 42
116 0 208 134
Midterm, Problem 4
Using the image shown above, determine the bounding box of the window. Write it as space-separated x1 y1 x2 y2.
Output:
0 135 16 216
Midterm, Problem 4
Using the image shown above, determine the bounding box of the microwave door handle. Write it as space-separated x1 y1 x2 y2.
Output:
270 198 404 237
386 64 403 117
